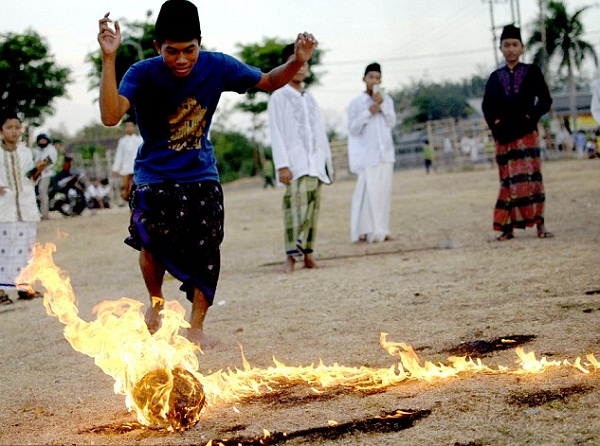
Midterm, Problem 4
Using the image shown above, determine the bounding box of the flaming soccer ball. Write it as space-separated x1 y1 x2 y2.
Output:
132 367 206 431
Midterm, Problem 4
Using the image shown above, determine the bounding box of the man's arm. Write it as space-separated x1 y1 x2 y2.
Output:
97 13 131 126
255 32 317 92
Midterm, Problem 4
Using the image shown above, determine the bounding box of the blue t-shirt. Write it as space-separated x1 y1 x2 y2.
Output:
118 52 262 184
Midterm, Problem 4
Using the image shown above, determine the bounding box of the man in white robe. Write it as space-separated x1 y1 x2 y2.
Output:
347 62 397 243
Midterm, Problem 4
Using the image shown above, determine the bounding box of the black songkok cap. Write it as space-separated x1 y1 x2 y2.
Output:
281 43 295 64
500 24 522 43
155 0 201 43
364 62 381 76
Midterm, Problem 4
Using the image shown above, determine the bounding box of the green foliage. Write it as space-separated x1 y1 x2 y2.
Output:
0 30 71 127
75 122 123 139
390 75 488 128
87 13 158 98
212 130 257 183
73 143 106 164
527 1 598 76
236 37 323 90
235 37 324 119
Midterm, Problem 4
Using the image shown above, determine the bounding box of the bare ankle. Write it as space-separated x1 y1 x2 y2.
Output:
284 255 295 273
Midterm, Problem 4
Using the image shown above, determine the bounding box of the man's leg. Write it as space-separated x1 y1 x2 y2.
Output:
140 247 165 333
186 287 214 349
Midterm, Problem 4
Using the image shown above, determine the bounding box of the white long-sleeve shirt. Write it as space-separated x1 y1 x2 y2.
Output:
34 144 58 179
347 92 397 174
268 84 333 184
0 145 40 222
112 133 143 176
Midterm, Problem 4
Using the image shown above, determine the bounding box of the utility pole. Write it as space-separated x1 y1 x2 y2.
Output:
485 0 500 67
538 0 548 80
485 0 522 68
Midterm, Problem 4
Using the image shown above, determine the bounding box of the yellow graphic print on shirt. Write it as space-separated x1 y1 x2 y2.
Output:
168 97 208 151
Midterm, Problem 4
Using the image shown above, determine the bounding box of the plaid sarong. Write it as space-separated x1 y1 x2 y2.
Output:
493 131 545 233
283 175 322 256
126 181 224 304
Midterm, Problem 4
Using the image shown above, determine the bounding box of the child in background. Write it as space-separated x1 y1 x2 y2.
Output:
0 108 46 304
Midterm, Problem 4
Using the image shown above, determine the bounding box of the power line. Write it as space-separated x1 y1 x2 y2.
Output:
323 47 491 68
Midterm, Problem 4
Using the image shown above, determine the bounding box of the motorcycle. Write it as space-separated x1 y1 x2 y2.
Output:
48 172 87 217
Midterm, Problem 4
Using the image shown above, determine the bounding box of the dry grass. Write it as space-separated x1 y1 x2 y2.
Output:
0 158 598 445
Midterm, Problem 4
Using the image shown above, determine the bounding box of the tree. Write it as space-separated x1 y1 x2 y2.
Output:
236 38 323 168
527 0 598 132
87 11 157 119
0 30 71 128
390 75 488 129
211 130 258 183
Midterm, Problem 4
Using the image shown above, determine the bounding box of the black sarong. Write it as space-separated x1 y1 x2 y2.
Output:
125 181 224 304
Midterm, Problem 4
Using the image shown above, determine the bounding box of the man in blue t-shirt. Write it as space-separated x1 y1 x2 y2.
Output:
97 0 318 348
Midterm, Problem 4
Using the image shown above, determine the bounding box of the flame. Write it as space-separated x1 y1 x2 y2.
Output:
17 243 599 432
17 243 205 431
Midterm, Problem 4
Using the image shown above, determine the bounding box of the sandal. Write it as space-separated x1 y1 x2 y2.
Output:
17 290 43 300
497 232 514 241
0 290 13 306
537 231 554 238
537 224 554 239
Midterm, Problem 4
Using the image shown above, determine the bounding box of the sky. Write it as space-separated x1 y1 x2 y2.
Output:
2 0 600 138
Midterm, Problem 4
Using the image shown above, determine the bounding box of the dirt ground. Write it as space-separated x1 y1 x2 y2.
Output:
0 158 599 445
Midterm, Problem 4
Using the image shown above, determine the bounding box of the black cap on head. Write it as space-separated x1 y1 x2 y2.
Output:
155 0 201 43
364 62 381 77
36 133 50 143
500 24 522 43
281 43 295 64
0 108 20 126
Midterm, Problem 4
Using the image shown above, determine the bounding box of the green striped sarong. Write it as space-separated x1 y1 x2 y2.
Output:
283 175 322 256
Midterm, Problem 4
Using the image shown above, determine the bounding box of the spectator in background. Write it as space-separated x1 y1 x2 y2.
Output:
268 43 333 273
52 138 67 175
0 109 46 304
482 24 553 241
574 130 586 158
262 153 275 188
85 177 111 210
111 118 143 203
423 139 434 174
347 62 397 243
34 133 58 220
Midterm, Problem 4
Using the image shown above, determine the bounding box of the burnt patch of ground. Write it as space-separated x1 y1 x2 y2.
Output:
507 384 596 407
443 335 536 357
202 408 431 445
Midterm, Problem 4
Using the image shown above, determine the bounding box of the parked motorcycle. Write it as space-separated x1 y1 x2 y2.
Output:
48 172 87 217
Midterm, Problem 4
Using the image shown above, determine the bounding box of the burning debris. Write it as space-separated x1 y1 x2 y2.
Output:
15 243 600 433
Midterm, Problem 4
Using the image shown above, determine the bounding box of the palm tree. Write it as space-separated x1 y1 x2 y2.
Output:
527 0 598 133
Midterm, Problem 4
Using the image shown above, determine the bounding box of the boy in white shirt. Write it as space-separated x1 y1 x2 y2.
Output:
268 44 333 273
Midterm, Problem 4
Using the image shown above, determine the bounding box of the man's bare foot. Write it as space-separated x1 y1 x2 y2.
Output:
186 327 217 350
304 253 318 269
145 304 162 334
284 255 295 273
384 235 395 242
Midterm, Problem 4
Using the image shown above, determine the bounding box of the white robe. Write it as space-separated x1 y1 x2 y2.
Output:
112 133 143 176
347 91 397 242
0 145 39 287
